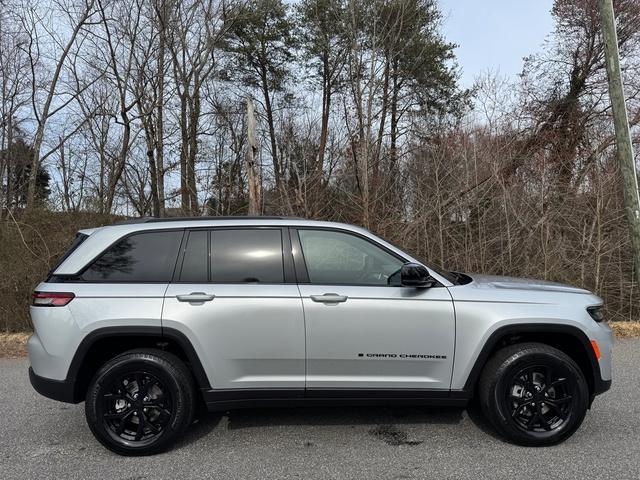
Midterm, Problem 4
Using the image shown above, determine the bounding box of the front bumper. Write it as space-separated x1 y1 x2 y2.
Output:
29 368 78 403
593 377 612 396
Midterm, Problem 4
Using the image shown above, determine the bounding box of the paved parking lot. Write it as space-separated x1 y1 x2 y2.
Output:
1 339 638 480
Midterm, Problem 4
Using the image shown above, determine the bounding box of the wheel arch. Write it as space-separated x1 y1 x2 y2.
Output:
461 323 603 399
67 326 210 403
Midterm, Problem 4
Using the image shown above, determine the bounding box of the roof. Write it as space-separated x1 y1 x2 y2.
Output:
114 216 305 225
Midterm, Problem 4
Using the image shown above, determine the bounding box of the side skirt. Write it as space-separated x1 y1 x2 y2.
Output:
202 389 469 412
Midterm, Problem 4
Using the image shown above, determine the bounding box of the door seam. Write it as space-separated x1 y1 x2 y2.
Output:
296 283 308 391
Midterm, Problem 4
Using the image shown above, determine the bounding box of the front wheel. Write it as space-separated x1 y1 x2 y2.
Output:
85 349 195 455
479 342 589 446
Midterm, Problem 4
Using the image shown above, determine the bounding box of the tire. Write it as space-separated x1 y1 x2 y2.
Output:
85 349 195 456
478 342 589 446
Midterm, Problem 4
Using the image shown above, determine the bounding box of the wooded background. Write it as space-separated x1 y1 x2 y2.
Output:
1 0 639 331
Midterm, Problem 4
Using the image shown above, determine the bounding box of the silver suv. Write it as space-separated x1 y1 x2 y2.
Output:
28 217 612 455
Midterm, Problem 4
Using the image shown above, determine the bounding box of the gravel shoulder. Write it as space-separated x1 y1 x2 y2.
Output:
0 339 638 480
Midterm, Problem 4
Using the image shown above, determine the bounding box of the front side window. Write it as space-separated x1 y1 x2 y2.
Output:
297 229 404 286
82 230 183 282
210 229 284 283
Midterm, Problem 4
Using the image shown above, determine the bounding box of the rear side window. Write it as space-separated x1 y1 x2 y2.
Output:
211 229 284 283
82 230 183 282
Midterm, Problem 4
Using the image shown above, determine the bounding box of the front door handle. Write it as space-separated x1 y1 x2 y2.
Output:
310 293 348 303
176 292 215 303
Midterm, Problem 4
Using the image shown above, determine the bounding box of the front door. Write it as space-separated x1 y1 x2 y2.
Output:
294 228 455 392
163 227 305 391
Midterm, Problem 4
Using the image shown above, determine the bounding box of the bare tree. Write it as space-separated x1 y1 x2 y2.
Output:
0 0 31 214
245 97 261 214
167 0 228 215
21 0 98 208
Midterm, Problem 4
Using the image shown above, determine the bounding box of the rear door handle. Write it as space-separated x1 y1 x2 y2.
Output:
310 293 348 303
176 292 215 303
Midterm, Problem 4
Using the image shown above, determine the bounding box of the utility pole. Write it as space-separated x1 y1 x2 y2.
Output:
600 0 640 280
245 97 261 215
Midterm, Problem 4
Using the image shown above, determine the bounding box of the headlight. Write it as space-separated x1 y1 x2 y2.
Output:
587 306 605 322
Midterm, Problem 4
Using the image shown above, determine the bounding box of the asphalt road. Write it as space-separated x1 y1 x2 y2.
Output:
1 340 639 480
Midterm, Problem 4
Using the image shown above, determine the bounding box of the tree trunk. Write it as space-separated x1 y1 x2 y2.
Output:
245 97 261 215
600 0 640 279
260 67 281 191
147 134 160 217
187 90 200 214
156 1 167 217
105 116 130 214
179 91 189 213
313 54 333 216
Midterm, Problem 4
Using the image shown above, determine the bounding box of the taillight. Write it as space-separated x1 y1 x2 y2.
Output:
32 292 75 307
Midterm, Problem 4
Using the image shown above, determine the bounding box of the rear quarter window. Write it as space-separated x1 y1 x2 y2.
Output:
49 233 89 275
81 230 183 282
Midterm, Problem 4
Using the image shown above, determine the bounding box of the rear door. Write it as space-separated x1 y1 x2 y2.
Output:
162 227 305 391
293 228 455 392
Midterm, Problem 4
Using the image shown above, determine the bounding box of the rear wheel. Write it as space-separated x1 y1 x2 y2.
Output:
479 342 589 446
85 349 195 455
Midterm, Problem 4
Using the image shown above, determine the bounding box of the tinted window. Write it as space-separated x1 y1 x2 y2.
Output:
211 229 283 283
179 230 208 283
50 232 88 274
298 229 403 286
82 231 183 282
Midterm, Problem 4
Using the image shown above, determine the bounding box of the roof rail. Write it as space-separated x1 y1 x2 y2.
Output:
114 215 307 225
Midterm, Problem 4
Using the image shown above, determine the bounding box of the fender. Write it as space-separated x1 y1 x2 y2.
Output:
457 323 608 398
65 325 211 399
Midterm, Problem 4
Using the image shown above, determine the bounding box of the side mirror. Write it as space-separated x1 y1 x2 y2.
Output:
400 263 436 288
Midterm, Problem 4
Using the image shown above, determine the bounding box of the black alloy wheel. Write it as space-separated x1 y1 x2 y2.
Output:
479 342 589 446
85 349 195 456
101 371 173 445
505 364 574 434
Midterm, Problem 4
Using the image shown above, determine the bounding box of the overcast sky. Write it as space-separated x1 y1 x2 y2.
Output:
439 0 555 87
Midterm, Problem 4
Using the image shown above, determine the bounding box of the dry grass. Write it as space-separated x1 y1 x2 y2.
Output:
1 323 638 359
610 321 640 338
0 333 30 358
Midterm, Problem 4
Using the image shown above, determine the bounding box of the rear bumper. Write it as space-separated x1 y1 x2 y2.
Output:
29 368 78 403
